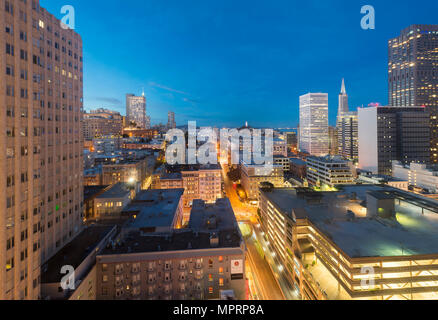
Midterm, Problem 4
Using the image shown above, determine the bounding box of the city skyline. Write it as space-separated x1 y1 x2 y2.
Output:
3 0 438 303
40 0 438 127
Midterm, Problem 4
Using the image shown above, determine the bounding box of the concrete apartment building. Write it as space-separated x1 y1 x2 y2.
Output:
83 108 123 140
126 93 147 129
101 157 151 189
93 136 122 155
274 155 290 173
273 138 288 157
299 93 329 156
392 161 438 194
358 106 430 176
306 156 355 187
154 164 223 208
240 160 284 200
388 25 438 164
94 183 135 220
260 186 438 300
95 198 246 300
1 1 84 299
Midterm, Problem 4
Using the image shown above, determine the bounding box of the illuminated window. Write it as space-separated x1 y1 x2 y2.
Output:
219 278 224 287
209 287 213 294
219 267 224 274
208 274 213 282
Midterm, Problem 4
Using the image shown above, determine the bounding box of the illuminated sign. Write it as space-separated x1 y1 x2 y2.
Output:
231 259 243 276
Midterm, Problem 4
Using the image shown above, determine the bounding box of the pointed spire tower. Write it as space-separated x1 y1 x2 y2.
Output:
340 78 346 95
337 78 349 127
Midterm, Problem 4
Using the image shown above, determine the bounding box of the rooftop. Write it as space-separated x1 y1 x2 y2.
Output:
122 189 184 230
166 164 221 173
289 158 307 166
100 229 242 255
84 185 108 201
41 226 115 284
307 155 350 164
95 183 131 199
189 198 238 232
101 198 242 255
160 172 183 180
261 185 438 258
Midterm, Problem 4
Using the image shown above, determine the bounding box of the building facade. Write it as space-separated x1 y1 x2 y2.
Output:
328 126 339 156
260 186 438 300
358 106 430 175
299 93 329 156
306 156 355 187
154 165 223 208
95 198 246 300
388 25 438 164
126 93 147 129
240 161 284 200
1 0 84 299
338 112 358 161
83 108 123 140
102 158 151 188
392 161 438 194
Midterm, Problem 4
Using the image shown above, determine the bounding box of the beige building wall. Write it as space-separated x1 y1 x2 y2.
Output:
0 1 83 299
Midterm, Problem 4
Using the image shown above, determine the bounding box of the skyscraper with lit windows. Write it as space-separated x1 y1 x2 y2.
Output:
299 93 329 156
388 25 438 163
388 25 438 107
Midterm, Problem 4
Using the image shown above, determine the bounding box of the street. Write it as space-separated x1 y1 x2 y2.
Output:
221 163 289 300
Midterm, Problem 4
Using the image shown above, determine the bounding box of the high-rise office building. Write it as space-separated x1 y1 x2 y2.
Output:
335 79 358 161
388 25 438 164
328 126 339 156
299 93 329 156
358 106 430 175
167 111 176 129
338 112 358 161
336 78 349 126
1 1 84 299
126 93 146 129
388 25 438 107
284 131 298 152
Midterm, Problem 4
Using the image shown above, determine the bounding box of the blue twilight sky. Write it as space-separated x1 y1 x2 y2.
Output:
41 0 438 128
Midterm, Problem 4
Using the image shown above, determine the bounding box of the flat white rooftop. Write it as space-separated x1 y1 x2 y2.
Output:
262 185 438 258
